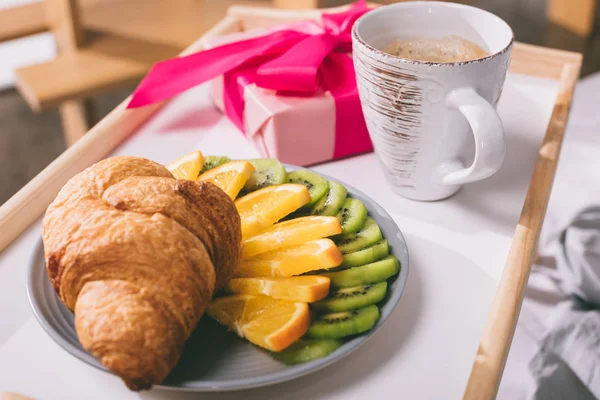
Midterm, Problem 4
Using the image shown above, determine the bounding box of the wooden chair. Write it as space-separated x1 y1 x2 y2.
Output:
0 0 267 146
547 0 596 37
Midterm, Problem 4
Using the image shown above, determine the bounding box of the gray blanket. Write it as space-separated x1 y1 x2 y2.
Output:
529 207 600 399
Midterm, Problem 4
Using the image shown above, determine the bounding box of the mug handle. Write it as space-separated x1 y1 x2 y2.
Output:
441 87 506 186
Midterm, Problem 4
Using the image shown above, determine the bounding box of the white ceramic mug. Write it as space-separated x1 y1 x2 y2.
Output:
352 2 514 201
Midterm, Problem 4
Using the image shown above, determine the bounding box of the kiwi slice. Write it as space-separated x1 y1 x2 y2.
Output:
243 158 288 192
337 217 382 253
324 256 400 288
288 170 330 207
308 305 380 339
272 339 343 365
335 198 368 236
314 282 387 312
341 240 389 269
200 155 231 174
310 180 348 217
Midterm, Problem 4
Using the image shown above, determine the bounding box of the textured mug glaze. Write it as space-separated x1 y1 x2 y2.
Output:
353 2 514 201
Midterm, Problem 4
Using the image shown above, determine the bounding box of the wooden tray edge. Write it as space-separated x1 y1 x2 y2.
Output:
464 46 582 400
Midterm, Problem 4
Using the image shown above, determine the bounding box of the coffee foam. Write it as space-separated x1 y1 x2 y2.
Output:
384 35 489 63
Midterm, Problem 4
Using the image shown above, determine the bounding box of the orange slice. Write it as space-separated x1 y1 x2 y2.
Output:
234 238 343 278
226 276 330 303
198 160 255 199
166 150 204 180
242 216 342 258
207 294 310 351
235 184 311 239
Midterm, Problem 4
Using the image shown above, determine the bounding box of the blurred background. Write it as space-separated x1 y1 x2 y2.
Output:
0 0 598 204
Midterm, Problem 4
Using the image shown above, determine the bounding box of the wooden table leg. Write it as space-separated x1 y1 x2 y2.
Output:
44 0 85 50
44 0 92 146
59 99 94 146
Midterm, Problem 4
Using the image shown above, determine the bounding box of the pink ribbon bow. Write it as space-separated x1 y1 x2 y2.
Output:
128 1 372 160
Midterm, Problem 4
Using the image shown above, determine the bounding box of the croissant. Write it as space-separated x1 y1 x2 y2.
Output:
42 156 241 390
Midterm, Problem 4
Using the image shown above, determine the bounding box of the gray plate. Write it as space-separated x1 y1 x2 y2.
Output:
26 169 409 392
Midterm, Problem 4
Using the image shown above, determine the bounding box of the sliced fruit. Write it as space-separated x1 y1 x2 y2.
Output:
313 282 388 312
166 150 204 180
308 305 380 339
337 217 382 253
225 276 330 303
200 155 231 174
197 160 255 199
235 184 311 239
207 294 310 351
234 238 343 278
272 339 343 364
341 240 389 269
324 256 399 288
310 180 348 217
244 158 288 192
335 198 368 236
242 216 342 258
288 170 330 207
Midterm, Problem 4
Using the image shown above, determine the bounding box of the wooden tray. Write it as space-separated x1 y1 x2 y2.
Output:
0 4 581 400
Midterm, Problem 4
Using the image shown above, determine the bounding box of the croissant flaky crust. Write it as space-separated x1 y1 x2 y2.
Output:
42 156 241 390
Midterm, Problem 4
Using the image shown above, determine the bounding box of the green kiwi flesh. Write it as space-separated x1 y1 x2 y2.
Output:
335 198 368 236
288 170 330 207
200 155 231 174
308 305 380 339
272 339 344 365
243 158 288 192
336 217 382 253
310 180 348 217
324 256 400 288
341 240 389 269
313 282 388 312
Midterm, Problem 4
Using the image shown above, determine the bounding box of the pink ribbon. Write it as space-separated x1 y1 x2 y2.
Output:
128 1 372 160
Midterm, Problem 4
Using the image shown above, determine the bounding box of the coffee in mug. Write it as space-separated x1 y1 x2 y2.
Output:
384 35 490 63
